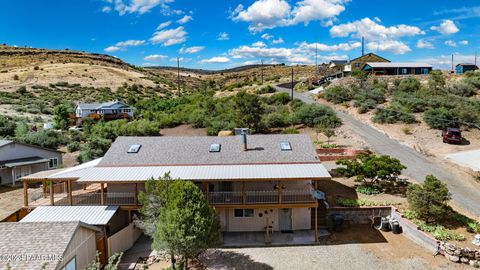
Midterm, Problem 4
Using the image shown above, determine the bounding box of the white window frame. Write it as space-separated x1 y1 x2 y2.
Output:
234 209 254 218
49 158 59 169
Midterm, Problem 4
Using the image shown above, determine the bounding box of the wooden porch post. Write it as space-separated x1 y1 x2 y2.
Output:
42 180 47 198
242 181 246 205
278 181 283 204
134 183 138 205
68 180 73 206
49 181 54 206
204 182 209 203
23 180 28 207
100 183 105 205
314 180 319 242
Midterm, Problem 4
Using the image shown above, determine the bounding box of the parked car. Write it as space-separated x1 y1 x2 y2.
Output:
442 128 462 144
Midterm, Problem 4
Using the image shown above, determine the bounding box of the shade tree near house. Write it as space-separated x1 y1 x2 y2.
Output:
336 153 406 188
139 175 221 270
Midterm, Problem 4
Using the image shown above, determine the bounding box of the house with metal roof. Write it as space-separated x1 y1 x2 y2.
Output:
0 221 99 270
362 62 433 75
21 134 331 242
73 100 134 123
0 140 63 186
456 63 478 74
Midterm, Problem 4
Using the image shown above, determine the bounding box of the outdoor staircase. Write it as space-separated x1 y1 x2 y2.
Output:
311 200 328 229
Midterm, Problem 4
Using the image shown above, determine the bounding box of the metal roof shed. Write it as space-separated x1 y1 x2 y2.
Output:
21 205 119 225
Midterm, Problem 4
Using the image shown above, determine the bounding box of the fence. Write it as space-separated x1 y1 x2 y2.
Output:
107 223 143 257
208 190 314 205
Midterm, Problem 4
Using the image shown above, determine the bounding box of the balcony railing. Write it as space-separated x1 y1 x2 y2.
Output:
29 192 137 207
207 189 315 205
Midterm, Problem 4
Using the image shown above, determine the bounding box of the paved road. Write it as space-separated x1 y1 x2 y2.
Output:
275 86 480 216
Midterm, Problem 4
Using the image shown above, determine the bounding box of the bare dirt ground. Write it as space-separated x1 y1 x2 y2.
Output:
0 63 155 91
160 125 208 136
0 186 24 220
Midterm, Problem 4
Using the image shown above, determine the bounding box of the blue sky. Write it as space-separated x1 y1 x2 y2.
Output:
1 0 480 69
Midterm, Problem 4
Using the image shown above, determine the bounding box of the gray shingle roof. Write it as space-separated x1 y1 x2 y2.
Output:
76 100 131 110
98 134 319 166
0 222 98 270
0 140 13 148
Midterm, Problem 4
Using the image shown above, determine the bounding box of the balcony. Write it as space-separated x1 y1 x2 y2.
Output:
207 189 315 206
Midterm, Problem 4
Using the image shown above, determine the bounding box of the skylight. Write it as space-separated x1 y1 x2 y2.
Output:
127 144 141 153
280 141 292 151
209 144 221 152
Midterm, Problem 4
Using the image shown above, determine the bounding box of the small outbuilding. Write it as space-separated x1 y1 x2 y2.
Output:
362 62 432 75
456 63 478 74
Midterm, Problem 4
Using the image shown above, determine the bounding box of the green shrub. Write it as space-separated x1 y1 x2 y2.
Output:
67 141 81 152
0 115 17 137
407 175 450 223
423 108 458 129
19 129 67 149
397 77 421 93
263 112 289 128
323 85 354 104
293 104 342 128
417 223 465 241
373 107 416 124
356 185 380 195
280 127 300 134
256 85 276 94
337 198 395 207
447 82 476 97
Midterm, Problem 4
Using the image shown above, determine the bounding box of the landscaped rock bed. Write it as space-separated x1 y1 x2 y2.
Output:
439 241 480 267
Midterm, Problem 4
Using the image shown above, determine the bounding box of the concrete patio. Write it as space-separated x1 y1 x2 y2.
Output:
221 230 330 247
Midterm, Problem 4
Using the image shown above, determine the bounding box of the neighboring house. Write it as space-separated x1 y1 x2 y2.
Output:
74 100 134 121
456 63 479 74
0 221 99 270
22 134 331 242
362 62 433 75
348 53 390 72
0 140 63 186
329 60 348 69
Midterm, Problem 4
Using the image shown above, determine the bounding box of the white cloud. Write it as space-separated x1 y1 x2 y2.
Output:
430 19 459 35
150 26 187 46
199 56 231 63
157 21 172 30
298 41 361 52
217 32 230 41
177 15 192 24
444 40 457 47
289 0 348 26
330 17 424 40
252 41 267 47
261 33 273 40
417 53 476 70
231 0 290 32
144 54 168 62
179 46 205 54
110 0 175 15
170 57 191 62
115 39 145 47
231 0 349 32
229 45 315 65
416 39 434 49
272 38 284 44
104 46 121 52
366 40 411 54
102 6 112 13
459 40 469 45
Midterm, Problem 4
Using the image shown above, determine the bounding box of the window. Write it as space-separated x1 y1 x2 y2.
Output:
48 158 58 169
280 141 292 151
62 257 76 270
234 209 254 217
401 68 408 74
209 143 221 152
354 63 360 68
127 144 142 153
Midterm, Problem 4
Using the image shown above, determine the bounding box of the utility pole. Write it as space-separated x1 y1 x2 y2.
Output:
291 67 294 101
475 51 477 67
315 33 318 75
361 36 365 56
177 57 180 91
261 59 264 85
451 54 454 73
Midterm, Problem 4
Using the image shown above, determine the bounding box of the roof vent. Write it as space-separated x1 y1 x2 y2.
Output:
280 141 292 151
127 144 141 153
209 144 221 152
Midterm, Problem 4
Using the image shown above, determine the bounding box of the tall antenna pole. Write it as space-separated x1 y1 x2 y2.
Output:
475 51 477 66
362 36 365 56
261 59 264 85
315 33 318 74
291 67 294 101
177 57 180 91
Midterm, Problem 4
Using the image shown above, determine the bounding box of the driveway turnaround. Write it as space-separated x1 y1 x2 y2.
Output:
274 85 480 216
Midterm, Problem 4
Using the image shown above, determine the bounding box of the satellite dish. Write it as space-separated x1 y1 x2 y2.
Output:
312 190 325 200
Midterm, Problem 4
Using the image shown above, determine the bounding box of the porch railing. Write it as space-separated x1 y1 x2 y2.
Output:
29 192 137 206
207 189 314 205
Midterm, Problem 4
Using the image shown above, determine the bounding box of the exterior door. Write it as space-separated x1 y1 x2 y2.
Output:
279 208 292 232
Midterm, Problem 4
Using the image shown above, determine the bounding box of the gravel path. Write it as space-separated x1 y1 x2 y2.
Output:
274 85 480 216
201 245 454 270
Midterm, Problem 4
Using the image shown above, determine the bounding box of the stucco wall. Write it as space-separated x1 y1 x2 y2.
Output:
58 226 97 270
